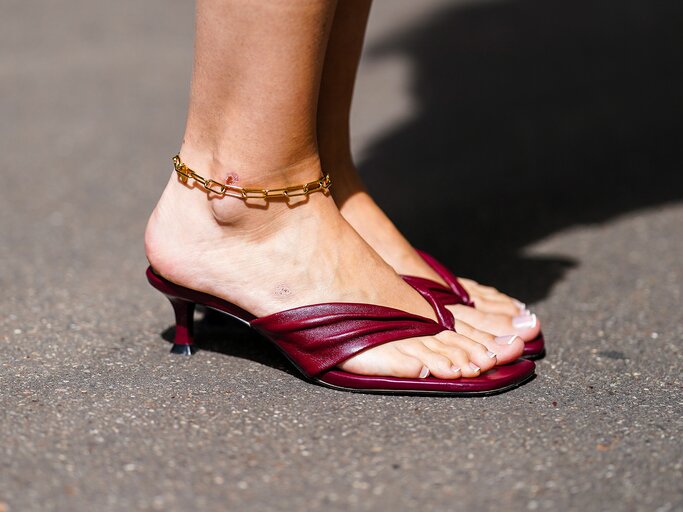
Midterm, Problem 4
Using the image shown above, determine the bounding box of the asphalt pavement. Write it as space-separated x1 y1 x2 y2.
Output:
1 0 682 510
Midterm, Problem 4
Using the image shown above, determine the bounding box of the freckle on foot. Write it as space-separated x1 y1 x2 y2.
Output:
274 284 291 297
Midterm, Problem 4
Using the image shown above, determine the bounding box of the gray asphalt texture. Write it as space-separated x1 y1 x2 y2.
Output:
2 0 682 511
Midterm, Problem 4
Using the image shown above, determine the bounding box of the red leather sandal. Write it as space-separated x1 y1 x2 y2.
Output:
404 250 545 359
147 267 535 395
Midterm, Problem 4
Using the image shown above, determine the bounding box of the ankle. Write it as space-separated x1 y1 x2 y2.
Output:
178 143 324 189
174 145 330 226
323 160 367 208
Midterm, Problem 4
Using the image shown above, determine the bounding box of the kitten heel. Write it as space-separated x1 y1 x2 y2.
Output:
167 297 196 355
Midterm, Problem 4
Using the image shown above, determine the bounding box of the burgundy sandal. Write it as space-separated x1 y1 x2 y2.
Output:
147 267 535 396
403 250 545 359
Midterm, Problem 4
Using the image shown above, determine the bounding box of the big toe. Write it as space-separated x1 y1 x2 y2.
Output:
338 343 428 378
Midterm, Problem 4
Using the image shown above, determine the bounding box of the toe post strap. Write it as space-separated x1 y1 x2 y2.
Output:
402 275 458 329
415 250 474 307
250 303 447 378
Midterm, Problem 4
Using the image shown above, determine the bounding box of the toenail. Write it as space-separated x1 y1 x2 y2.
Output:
495 335 519 345
419 366 430 379
486 350 497 359
513 299 526 312
512 313 537 329
468 362 480 372
451 365 461 374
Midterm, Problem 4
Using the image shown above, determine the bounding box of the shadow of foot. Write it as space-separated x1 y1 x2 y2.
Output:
161 308 300 378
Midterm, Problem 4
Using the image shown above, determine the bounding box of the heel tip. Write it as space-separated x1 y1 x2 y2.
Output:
170 344 197 355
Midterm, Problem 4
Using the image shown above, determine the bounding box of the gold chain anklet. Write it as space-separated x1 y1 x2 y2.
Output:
173 154 331 200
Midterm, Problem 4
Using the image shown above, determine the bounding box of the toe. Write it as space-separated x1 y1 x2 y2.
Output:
433 330 497 373
448 304 542 342
338 344 426 378
458 277 503 298
396 340 462 379
453 320 525 364
467 294 521 317
458 277 526 312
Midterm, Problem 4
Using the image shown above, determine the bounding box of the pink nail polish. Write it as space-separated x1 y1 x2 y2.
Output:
512 313 537 329
451 365 461 374
419 366 430 379
468 362 480 372
486 350 497 359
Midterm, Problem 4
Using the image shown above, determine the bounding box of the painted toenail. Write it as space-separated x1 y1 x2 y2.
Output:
468 362 480 372
513 299 526 312
495 335 519 345
512 313 537 329
451 365 461 374
486 351 497 359
419 366 430 379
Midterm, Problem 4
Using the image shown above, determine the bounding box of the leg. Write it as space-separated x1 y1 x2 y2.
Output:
317 1 542 341
145 0 524 378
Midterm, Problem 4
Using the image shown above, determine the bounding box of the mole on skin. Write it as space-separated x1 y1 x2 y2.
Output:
274 284 291 297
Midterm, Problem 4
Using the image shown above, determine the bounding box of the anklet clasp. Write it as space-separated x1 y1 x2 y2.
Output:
173 155 331 200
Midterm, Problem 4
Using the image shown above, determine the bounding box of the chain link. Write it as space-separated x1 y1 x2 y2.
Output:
173 155 331 199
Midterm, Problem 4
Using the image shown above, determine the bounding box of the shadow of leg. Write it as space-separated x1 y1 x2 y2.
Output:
358 0 683 301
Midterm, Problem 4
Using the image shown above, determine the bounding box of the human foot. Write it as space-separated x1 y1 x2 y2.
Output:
329 167 542 342
145 154 525 379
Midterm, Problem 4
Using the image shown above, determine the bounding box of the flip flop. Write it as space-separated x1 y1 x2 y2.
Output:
147 267 535 395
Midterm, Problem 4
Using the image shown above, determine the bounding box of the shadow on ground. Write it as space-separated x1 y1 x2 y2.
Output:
357 0 683 302
161 309 299 377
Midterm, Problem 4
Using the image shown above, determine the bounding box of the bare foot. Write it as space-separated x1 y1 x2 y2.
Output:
331 166 542 342
145 157 525 379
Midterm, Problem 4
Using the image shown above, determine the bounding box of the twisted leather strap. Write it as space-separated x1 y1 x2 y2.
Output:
402 275 457 329
416 250 475 307
250 303 447 377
